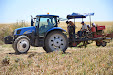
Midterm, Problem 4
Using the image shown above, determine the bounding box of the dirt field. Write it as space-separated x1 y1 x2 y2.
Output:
0 21 113 75
0 41 113 75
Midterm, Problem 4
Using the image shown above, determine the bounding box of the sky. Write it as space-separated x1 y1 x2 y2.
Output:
0 0 113 23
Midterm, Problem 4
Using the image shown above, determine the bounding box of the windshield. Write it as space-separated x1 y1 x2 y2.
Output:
35 16 58 37
35 17 57 26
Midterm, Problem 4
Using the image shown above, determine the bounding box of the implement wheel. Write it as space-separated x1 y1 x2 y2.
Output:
96 41 101 47
102 41 107 47
44 31 68 53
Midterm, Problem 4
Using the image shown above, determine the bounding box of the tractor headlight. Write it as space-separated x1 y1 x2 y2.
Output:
14 29 21 35
16 30 21 34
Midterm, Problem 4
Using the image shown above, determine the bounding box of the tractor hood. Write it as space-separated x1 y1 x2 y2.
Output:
14 26 36 35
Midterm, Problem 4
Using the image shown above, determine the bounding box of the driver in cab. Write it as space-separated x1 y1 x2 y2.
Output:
47 19 52 26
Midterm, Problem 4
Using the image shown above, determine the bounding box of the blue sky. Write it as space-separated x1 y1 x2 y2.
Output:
0 0 113 23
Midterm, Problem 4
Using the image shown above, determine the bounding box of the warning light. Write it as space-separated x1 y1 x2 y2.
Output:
47 13 49 15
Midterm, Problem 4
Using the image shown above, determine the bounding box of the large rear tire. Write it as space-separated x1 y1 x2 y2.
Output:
44 31 68 53
43 46 47 52
13 36 30 54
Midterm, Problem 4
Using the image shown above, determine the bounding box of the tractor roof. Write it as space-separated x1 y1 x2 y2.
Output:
36 15 59 17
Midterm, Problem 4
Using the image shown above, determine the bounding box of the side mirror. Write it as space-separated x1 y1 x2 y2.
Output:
58 19 60 24
31 15 34 26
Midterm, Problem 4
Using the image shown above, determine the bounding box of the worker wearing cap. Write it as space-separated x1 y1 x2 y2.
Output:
66 21 75 39
92 23 96 27
81 21 87 31
78 21 87 37
91 23 96 32
81 21 87 37
87 25 91 31
91 23 96 37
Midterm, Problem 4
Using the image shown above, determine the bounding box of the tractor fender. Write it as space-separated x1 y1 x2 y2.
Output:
45 27 66 37
47 27 66 32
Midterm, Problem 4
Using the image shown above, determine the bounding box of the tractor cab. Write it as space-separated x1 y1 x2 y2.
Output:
34 15 59 37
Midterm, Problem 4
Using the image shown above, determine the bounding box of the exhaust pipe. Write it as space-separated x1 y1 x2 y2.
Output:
31 15 34 26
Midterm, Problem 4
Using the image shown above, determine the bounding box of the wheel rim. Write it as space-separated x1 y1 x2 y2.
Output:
48 34 66 51
17 38 29 53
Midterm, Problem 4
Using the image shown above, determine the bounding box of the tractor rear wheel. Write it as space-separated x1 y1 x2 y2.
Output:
13 36 30 54
44 31 68 53
43 46 48 52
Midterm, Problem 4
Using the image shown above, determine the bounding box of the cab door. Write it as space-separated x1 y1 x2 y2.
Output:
39 17 54 37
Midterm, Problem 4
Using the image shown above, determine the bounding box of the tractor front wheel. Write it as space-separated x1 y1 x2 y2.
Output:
44 31 68 53
13 36 30 54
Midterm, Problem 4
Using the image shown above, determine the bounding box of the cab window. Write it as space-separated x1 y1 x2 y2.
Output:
39 17 54 36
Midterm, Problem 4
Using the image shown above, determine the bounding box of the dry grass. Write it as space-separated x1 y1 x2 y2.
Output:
0 41 113 75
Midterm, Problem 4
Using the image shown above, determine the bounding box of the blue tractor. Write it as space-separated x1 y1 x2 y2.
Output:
4 14 68 54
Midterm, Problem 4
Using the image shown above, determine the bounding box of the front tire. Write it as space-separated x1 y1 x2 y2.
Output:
13 36 30 54
44 31 68 53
